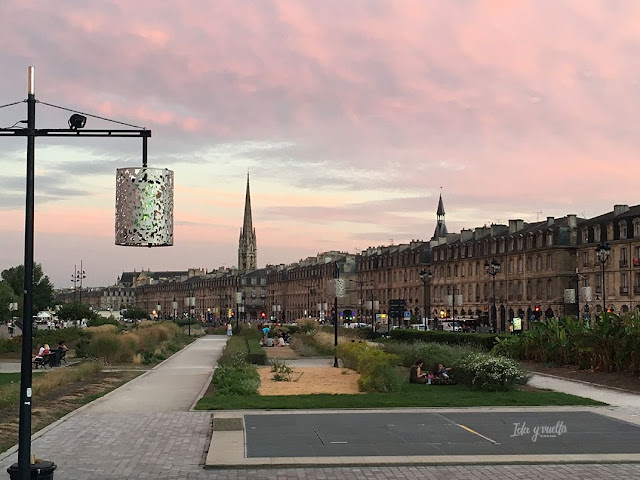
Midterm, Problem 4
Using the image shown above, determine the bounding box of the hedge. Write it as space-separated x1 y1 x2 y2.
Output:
247 338 267 365
335 342 403 393
389 329 510 350
217 334 267 365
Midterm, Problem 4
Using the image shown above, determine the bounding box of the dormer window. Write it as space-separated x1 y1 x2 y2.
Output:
620 221 627 239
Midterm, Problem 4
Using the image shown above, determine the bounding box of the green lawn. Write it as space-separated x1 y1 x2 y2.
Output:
0 373 21 388
195 384 604 410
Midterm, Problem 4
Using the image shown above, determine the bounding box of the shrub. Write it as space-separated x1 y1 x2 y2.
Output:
0 337 21 354
212 356 259 395
247 338 267 365
335 342 403 393
381 340 483 370
390 329 509 350
87 317 119 328
453 353 529 392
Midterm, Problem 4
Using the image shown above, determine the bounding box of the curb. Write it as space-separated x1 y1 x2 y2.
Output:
0 335 211 464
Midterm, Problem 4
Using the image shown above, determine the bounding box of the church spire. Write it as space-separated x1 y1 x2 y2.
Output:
432 192 448 240
238 171 257 272
242 171 253 233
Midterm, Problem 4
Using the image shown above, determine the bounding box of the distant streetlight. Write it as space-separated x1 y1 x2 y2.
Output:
71 262 86 302
419 269 432 331
595 241 611 314
484 259 501 332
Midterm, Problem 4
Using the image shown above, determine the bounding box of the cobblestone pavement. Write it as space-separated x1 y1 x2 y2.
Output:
2 411 640 479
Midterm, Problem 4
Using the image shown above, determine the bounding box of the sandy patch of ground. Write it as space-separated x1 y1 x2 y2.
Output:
258 366 361 395
264 345 299 359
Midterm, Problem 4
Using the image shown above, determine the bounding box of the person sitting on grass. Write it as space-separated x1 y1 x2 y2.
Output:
409 359 430 384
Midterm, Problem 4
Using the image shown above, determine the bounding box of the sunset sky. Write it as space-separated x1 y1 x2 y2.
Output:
1 0 638 288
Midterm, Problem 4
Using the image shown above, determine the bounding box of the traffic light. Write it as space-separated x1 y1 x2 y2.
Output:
227 308 232 319
440 310 446 318
261 312 266 319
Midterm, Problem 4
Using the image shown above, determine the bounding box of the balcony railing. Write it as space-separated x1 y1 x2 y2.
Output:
620 286 629 296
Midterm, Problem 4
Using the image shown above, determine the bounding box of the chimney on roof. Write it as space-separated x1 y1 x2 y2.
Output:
567 214 577 228
547 216 554 226
614 204 630 216
508 219 524 233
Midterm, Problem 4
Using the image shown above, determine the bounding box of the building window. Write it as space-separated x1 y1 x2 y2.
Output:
594 225 601 242
509 238 514 251
634 218 640 238
518 237 523 250
536 280 542 298
607 223 614 241
547 233 553 246
582 228 588 243
546 254 552 269
547 279 553 298
527 236 533 249
536 256 542 271
621 247 628 266
622 272 628 288
582 251 589 266
508 259 514 273
454 265 458 277
517 258 523 273
620 221 627 239
537 232 543 247
526 256 533 272
526 281 533 300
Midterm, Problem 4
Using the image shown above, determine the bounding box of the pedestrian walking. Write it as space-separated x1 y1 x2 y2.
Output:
226 322 233 337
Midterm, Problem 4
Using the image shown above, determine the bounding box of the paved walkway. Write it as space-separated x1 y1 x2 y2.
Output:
2 340 640 478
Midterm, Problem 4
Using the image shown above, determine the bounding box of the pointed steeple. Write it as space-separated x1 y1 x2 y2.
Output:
436 193 445 216
238 171 257 272
242 171 253 233
432 193 448 240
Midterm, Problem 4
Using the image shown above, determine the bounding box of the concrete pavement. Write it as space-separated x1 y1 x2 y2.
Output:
83 335 226 413
2 337 640 478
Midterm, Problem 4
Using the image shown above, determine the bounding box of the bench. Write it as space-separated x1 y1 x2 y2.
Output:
32 350 63 369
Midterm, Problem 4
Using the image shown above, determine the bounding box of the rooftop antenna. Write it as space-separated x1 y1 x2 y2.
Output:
532 211 542 221
390 238 394 245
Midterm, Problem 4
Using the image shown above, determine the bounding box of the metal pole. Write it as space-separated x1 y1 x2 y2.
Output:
575 268 580 319
18 65 36 480
422 279 427 331
334 263 339 368
72 264 77 301
492 274 497 332
602 260 606 313
79 259 83 303
371 289 375 333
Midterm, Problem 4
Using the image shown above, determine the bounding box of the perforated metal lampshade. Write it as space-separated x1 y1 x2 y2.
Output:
115 167 174 247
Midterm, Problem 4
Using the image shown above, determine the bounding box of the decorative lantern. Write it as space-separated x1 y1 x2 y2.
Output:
115 167 173 247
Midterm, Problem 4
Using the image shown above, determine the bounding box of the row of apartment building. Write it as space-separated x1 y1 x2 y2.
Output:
55 202 640 331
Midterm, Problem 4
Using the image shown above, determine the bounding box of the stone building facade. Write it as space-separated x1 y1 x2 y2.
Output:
576 204 640 315
430 215 579 332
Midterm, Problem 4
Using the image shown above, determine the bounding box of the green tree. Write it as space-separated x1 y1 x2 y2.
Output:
1 263 54 313
0 280 18 323
57 301 98 323
121 307 150 320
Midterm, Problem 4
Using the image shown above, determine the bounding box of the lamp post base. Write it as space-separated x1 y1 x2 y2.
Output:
7 460 56 480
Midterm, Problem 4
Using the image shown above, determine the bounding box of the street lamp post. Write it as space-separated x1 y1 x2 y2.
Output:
419 269 432 331
333 262 340 368
0 67 169 480
595 241 611 314
484 259 501 333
